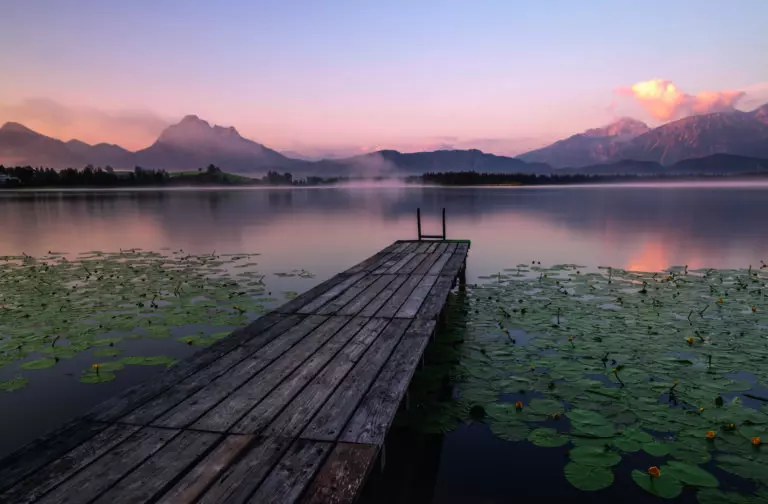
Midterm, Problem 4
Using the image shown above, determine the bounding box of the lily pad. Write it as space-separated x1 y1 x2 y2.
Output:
527 428 569 447
568 446 621 467
664 461 718 488
631 469 683 499
563 462 614 491
20 357 57 370
0 377 29 392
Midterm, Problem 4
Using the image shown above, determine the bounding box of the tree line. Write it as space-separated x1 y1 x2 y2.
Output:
0 164 300 188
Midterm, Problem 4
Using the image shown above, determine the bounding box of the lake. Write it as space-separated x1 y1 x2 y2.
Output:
1 182 767 502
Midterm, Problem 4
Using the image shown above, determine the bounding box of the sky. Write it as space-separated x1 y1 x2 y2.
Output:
1 0 767 157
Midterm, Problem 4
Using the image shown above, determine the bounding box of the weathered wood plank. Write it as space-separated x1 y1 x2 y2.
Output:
397 253 429 275
335 274 396 316
300 319 411 441
91 312 288 422
275 275 349 314
0 419 107 494
412 250 443 275
414 242 432 253
395 274 437 318
371 254 406 275
121 314 308 425
356 275 407 318
196 436 292 504
93 430 221 504
391 242 411 254
374 275 424 318
297 272 366 314
384 252 416 274
439 252 467 277
155 435 254 504
232 318 389 435
424 242 438 254
0 423 140 504
341 319 436 446
192 317 366 432
36 427 178 504
416 275 454 320
299 443 379 504
341 243 399 275
153 315 339 429
247 439 332 504
434 242 449 253
315 275 379 315
426 252 453 276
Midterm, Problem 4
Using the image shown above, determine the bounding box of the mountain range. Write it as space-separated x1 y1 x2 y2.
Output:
2 103 768 176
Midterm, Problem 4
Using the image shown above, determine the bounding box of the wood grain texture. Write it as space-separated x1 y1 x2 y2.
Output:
36 427 179 504
439 252 466 278
374 275 423 318
397 253 430 275
155 435 254 504
93 430 221 504
340 243 399 275
384 253 416 274
415 275 454 320
300 319 411 441
91 312 287 422
191 317 363 433
395 275 437 318
232 318 389 435
247 439 332 504
196 436 292 504
0 419 107 494
152 315 331 428
120 314 307 425
297 273 366 314
341 320 436 446
356 275 407 318
315 275 379 315
299 443 379 504
335 274 396 316
0 424 140 504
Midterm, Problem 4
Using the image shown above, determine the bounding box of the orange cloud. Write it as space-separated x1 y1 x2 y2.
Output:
619 79 744 121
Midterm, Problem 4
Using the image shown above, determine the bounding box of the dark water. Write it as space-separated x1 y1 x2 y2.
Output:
1 183 767 501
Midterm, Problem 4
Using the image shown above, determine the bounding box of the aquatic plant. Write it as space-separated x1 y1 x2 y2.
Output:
399 261 768 500
0 249 308 388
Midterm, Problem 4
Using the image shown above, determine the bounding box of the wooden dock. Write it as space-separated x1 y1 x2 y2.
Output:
0 240 469 504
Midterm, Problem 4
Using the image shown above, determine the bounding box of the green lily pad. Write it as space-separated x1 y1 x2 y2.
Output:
631 469 683 499
80 371 116 384
716 454 768 484
663 461 718 488
0 377 29 392
20 357 57 370
563 462 614 491
643 441 671 457
568 446 621 467
527 428 569 447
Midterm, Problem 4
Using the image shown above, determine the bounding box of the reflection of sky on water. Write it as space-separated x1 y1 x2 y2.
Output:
2 184 767 279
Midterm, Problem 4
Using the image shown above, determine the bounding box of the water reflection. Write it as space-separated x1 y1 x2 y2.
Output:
1 185 766 276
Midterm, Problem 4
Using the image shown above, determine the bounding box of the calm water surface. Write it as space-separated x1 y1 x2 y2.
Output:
1 183 767 501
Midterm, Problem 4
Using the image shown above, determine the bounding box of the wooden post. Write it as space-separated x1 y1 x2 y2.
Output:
442 208 446 239
417 208 422 241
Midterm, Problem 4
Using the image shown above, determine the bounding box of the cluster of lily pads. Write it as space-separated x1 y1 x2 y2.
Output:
0 249 305 389
400 261 768 501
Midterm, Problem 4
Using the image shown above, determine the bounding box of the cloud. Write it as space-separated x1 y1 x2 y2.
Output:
0 98 168 150
618 79 745 121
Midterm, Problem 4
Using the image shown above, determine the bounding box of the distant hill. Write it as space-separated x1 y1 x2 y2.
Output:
519 118 650 168
3 106 768 177
0 122 83 168
134 115 300 173
519 104 768 167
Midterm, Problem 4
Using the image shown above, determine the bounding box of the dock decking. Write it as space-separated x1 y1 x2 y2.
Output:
0 240 469 504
